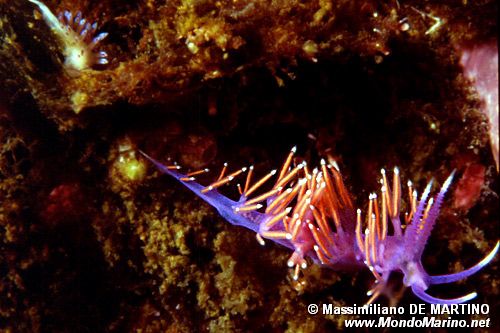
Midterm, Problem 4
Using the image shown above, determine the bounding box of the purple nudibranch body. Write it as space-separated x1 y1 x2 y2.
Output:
140 149 499 304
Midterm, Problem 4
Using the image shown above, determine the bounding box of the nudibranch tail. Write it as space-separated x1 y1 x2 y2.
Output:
141 148 498 305
139 151 277 244
28 0 108 71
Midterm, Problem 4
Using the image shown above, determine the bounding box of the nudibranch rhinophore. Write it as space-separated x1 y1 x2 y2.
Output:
140 148 499 305
27 0 108 72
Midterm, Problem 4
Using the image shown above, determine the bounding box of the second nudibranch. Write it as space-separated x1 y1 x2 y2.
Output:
28 0 108 71
140 149 499 305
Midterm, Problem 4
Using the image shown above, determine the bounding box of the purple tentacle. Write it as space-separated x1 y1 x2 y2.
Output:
412 285 477 304
429 241 499 284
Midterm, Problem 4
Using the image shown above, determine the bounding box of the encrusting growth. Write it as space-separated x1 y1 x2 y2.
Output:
140 148 499 304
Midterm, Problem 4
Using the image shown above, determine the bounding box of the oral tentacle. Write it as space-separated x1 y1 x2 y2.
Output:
429 241 500 285
411 286 477 304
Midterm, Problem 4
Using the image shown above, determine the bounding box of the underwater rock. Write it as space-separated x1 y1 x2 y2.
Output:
0 0 497 332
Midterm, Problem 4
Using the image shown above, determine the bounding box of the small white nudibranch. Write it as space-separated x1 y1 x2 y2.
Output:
28 0 108 71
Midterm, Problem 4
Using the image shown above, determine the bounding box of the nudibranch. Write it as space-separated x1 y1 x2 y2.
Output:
27 0 108 71
140 148 499 304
